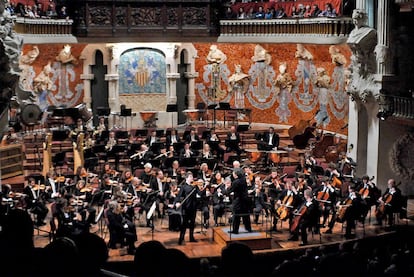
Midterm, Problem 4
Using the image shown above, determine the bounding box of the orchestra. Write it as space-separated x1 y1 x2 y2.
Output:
1 118 409 253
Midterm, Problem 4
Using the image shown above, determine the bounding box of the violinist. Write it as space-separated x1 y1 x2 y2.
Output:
24 178 49 226
252 177 269 225
102 163 119 181
263 167 285 232
73 166 88 185
149 169 170 218
106 200 137 255
45 169 61 201
212 172 229 227
137 163 154 187
165 181 181 231
54 197 87 238
289 189 319 246
375 179 402 226
165 160 181 181
315 178 337 234
194 175 211 229
174 172 199 245
119 169 133 187
275 180 301 231
73 180 97 227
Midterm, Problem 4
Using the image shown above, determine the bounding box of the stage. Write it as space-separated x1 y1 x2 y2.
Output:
32 202 414 263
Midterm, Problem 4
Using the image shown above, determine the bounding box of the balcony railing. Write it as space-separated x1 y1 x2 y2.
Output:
218 17 354 44
385 95 414 120
14 17 74 35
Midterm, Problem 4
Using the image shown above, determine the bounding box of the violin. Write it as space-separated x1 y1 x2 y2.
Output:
55 176 66 183
33 184 46 191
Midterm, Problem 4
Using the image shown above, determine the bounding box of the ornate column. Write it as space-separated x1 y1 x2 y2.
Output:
105 73 120 128
166 73 180 104
80 73 94 109
356 0 366 10
376 0 392 76
184 72 199 109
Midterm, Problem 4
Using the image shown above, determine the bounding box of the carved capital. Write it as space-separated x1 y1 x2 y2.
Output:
80 74 94 80
166 73 180 79
105 74 119 81
184 72 199 79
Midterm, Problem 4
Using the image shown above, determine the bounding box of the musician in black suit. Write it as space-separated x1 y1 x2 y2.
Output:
179 142 197 160
259 126 280 151
166 128 181 147
184 128 200 144
174 172 198 245
24 178 49 226
205 128 225 161
149 169 170 218
375 178 403 226
212 172 229 227
251 177 268 224
106 200 137 255
336 184 363 238
317 179 337 234
290 188 320 246
225 125 242 156
228 168 252 234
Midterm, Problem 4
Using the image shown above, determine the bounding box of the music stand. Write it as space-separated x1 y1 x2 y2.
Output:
135 129 148 138
120 108 132 129
237 124 249 133
173 142 185 153
166 104 178 129
115 130 129 140
191 140 203 151
156 129 165 137
97 107 111 117
150 142 164 155
180 157 198 168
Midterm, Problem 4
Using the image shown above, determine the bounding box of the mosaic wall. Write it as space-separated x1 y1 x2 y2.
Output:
118 48 167 94
193 43 352 135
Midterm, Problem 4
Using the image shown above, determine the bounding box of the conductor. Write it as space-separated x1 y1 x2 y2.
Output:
228 168 252 234
174 172 198 245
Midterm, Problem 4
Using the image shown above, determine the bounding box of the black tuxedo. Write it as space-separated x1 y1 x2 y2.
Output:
175 182 198 243
228 176 251 233
23 186 48 225
260 131 280 150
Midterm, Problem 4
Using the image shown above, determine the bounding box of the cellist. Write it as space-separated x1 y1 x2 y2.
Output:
275 180 300 232
375 179 402 226
315 177 337 234
289 189 319 246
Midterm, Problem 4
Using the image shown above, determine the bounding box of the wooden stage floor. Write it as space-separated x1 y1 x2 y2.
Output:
32 201 414 263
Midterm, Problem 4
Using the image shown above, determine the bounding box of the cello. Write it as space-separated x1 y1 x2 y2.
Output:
276 193 294 221
336 197 352 223
290 204 307 232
